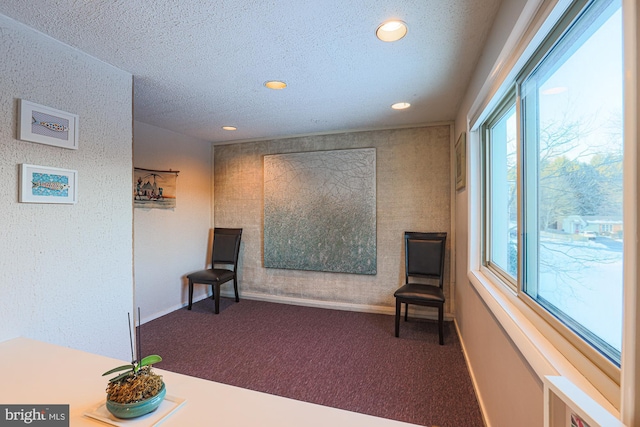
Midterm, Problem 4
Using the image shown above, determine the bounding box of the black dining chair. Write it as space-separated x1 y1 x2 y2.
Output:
187 228 242 314
394 231 447 344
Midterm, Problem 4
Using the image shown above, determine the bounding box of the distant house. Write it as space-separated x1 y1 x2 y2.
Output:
561 215 587 234
582 216 623 236
562 215 623 236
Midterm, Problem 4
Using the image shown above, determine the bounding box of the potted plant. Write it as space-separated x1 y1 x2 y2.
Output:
101 310 165 419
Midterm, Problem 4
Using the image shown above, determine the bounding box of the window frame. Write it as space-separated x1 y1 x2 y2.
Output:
479 0 622 387
481 90 519 290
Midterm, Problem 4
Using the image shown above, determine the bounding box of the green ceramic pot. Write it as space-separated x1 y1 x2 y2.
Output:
106 383 166 419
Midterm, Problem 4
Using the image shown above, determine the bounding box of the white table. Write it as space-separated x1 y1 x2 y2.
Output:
0 338 420 426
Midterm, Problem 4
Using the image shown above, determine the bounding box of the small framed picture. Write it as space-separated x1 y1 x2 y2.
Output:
18 99 79 150
455 132 467 191
19 164 78 204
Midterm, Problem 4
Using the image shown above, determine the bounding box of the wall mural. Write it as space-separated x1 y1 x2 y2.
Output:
134 167 179 209
264 148 376 275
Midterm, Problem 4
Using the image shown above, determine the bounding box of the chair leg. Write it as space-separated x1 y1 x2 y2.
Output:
395 299 401 337
438 305 444 345
233 277 239 302
214 283 221 314
188 279 193 310
404 303 408 321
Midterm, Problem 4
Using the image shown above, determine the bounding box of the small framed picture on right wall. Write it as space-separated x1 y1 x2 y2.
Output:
455 132 466 191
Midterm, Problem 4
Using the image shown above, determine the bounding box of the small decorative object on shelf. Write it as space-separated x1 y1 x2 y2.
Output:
102 309 165 419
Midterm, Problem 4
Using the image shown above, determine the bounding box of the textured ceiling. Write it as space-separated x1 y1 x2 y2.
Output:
0 0 501 144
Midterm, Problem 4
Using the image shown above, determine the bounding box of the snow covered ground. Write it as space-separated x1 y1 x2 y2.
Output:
537 235 623 352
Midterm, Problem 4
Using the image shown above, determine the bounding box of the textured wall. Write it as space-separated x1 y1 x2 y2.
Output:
133 121 212 322
214 126 451 312
0 14 134 360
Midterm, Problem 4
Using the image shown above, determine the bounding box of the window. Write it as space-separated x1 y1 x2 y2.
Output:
482 0 623 366
484 98 518 285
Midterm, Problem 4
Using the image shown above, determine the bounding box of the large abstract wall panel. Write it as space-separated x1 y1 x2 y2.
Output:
264 148 376 275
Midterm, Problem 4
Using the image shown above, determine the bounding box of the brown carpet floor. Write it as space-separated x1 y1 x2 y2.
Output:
140 297 484 427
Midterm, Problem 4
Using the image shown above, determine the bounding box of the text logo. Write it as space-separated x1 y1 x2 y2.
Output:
0 405 69 426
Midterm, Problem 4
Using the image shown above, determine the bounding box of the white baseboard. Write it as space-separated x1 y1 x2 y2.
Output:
140 293 211 324
236 291 395 315
223 290 453 321
141 291 453 324
454 318 491 427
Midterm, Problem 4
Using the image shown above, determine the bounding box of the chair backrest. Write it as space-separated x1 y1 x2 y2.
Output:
211 228 243 268
404 231 447 288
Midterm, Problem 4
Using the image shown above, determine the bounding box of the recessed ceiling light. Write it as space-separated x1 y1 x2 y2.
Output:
222 126 237 131
391 102 411 110
264 80 287 90
376 20 408 42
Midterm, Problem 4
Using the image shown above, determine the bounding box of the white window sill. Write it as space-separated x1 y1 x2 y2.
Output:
467 268 620 416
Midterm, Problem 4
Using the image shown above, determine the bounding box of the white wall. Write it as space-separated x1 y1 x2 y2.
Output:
0 14 134 360
133 121 212 322
453 0 546 426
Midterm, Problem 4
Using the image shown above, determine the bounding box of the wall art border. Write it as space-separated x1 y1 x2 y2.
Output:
18 99 79 150
455 132 466 191
263 148 377 275
19 163 78 204
134 167 179 209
